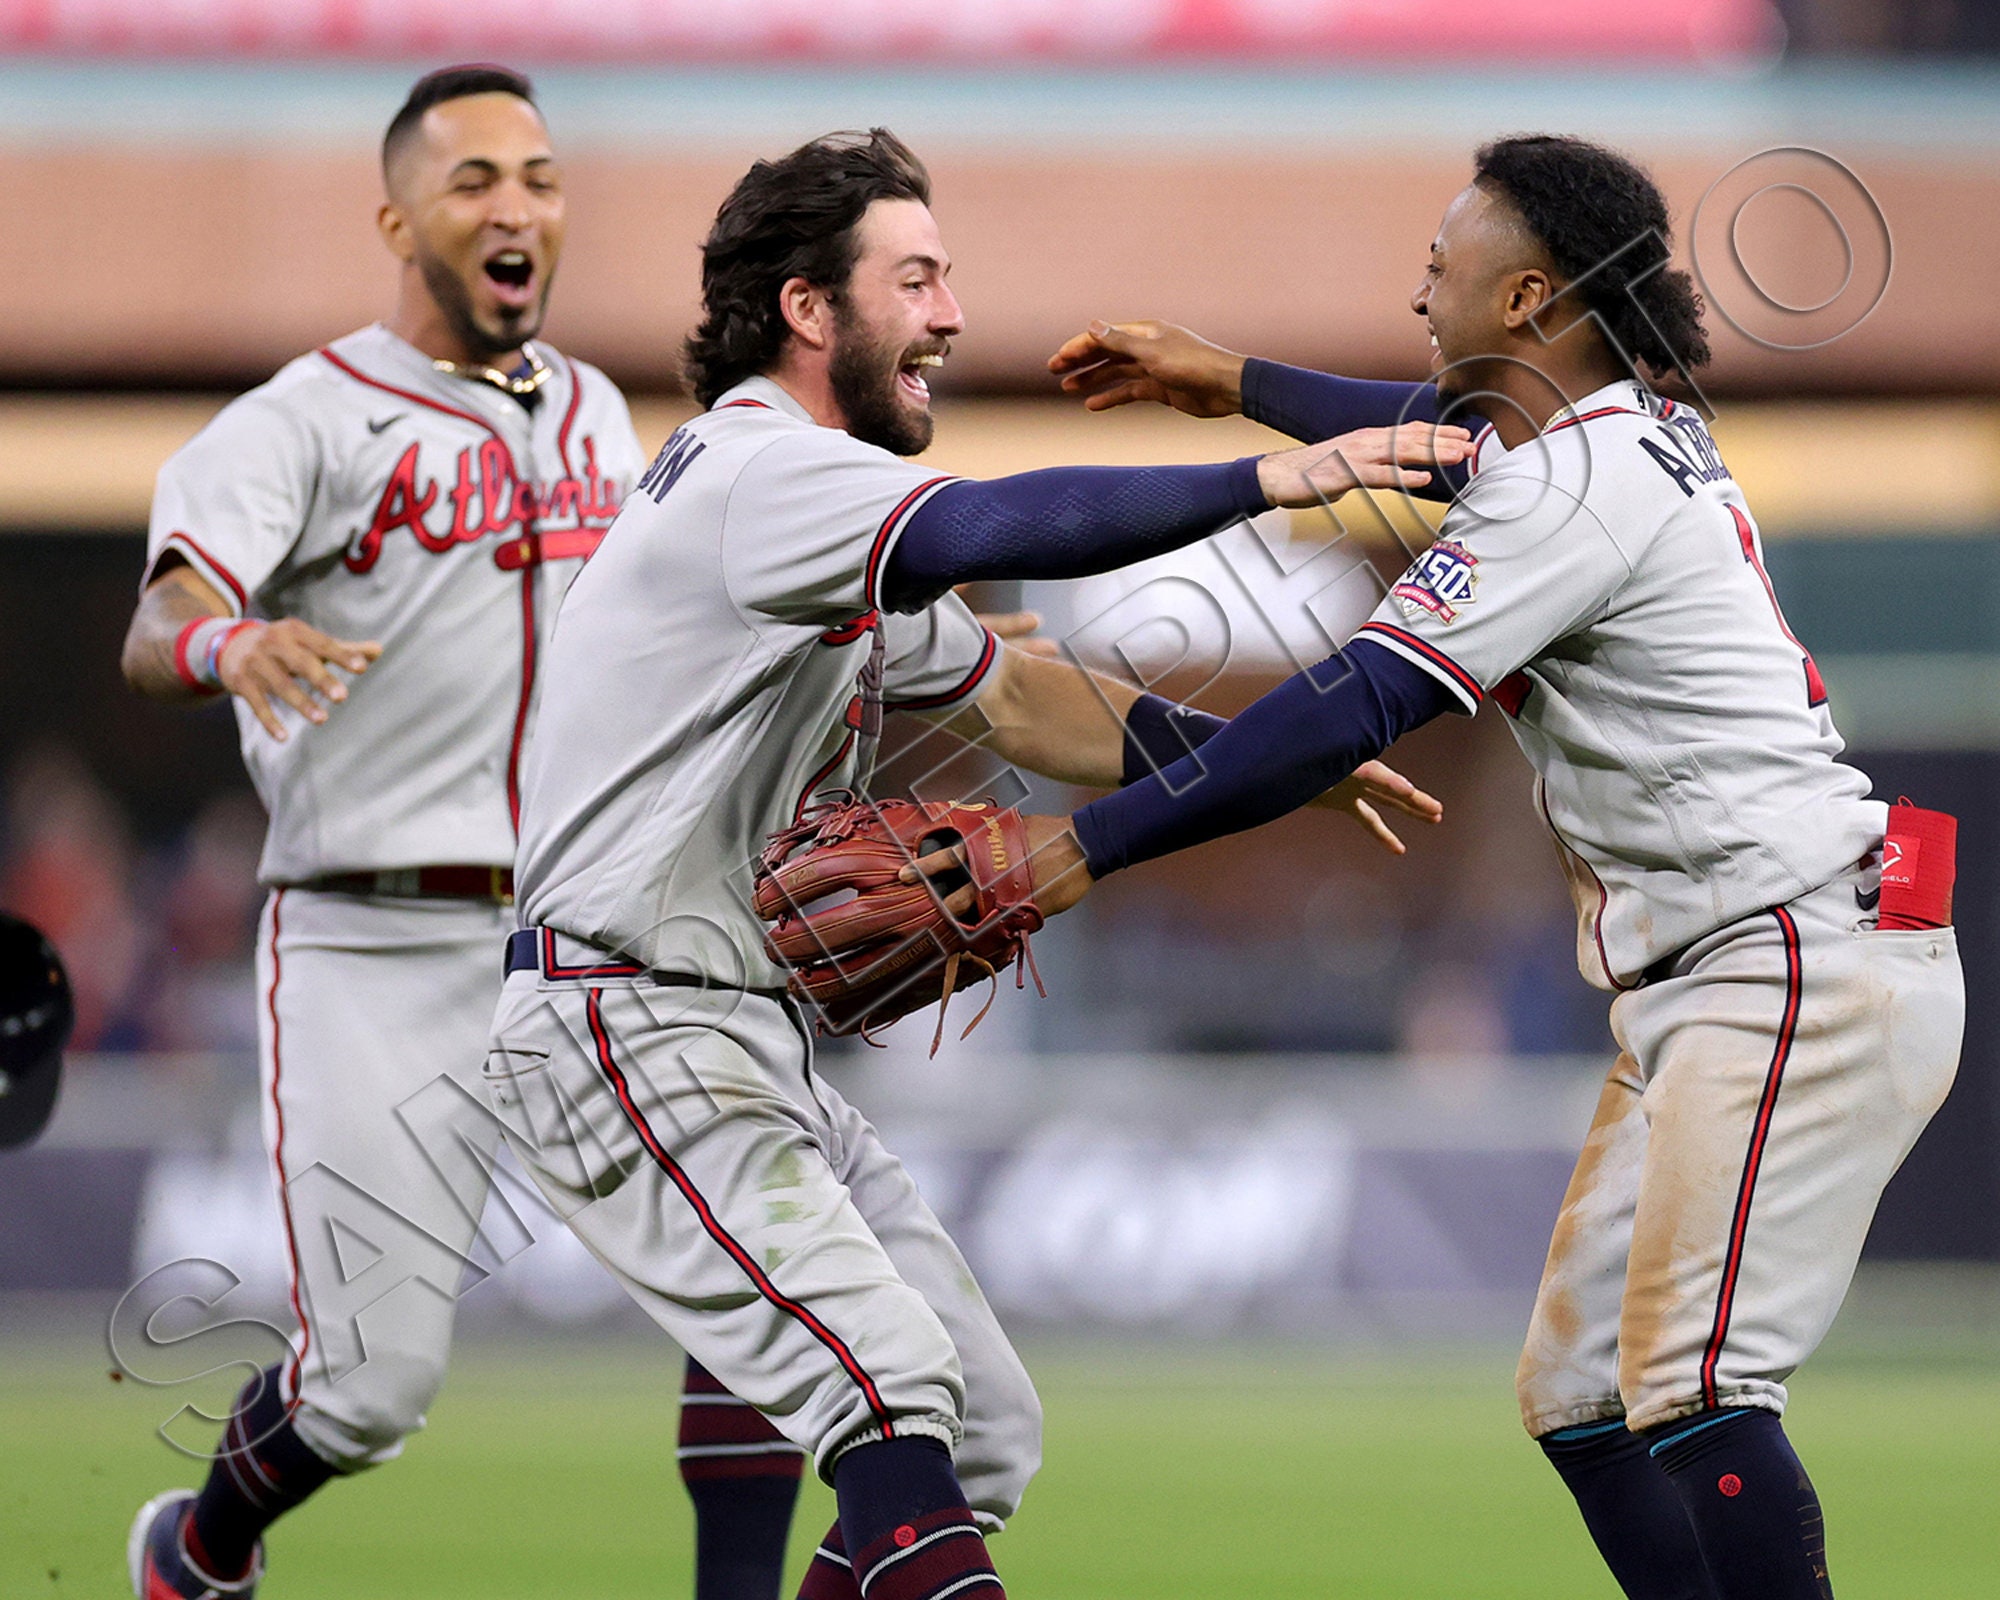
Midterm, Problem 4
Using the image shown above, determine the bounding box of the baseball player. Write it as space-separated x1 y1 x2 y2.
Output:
488 127 1460 1600
117 67 809 1600
962 134 1963 1600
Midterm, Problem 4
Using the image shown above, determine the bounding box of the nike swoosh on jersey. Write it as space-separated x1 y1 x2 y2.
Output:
367 414 404 434
1856 884 1881 911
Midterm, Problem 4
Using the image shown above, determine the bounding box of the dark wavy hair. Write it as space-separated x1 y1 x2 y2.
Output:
1474 134 1710 378
683 129 932 407
382 64 536 178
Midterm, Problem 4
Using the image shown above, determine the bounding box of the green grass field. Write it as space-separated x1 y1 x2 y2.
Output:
7 1317 1999 1598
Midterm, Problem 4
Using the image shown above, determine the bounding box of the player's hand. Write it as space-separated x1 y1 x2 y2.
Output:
897 812 1094 919
1257 424 1473 508
977 609 1062 660
1309 758 1444 855
218 619 381 741
1048 320 1247 418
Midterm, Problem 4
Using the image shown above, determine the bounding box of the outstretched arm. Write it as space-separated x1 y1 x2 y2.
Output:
905 639 1459 918
912 641 1446 862
1068 638 1457 876
929 642 1141 789
1047 321 1482 501
882 423 1471 610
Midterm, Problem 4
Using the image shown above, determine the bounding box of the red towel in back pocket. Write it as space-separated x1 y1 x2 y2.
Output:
1879 802 1956 930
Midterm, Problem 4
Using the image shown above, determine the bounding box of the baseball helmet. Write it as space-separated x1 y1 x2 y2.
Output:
0 912 73 1149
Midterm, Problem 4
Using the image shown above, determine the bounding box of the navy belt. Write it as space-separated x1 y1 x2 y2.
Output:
504 928 786 1001
505 927 650 980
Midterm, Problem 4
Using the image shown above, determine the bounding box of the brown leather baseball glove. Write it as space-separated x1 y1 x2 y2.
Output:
753 796 1047 1052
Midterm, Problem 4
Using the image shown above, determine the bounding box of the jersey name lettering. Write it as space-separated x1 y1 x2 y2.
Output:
1639 415 1730 498
346 436 623 573
637 427 706 505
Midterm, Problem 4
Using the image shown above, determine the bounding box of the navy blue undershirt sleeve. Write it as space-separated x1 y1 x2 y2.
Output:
1120 693 1228 787
881 457 1267 612
1072 638 1459 878
1240 358 1479 503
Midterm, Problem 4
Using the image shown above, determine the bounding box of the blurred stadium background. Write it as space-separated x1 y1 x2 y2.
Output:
3 0 1999 1593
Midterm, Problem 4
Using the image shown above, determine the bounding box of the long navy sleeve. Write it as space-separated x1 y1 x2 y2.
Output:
881 457 1267 612
1072 638 1458 877
1241 358 1479 503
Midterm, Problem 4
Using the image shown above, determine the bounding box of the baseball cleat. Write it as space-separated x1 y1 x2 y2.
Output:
127 1490 264 1599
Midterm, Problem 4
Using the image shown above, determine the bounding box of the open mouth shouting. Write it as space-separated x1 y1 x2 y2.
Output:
483 247 538 312
897 349 945 404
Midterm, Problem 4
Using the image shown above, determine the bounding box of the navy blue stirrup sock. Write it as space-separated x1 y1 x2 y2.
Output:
1539 1419 1717 1600
187 1364 338 1580
797 1521 862 1600
1649 1409 1833 1600
832 1435 1002 1600
679 1358 805 1600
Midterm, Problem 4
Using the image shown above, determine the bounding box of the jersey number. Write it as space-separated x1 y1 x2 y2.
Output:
1732 504 1827 708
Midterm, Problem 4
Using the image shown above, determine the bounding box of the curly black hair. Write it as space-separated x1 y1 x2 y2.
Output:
683 129 932 408
1474 134 1710 378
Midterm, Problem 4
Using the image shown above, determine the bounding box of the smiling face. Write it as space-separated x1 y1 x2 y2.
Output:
824 197 962 456
381 92 564 363
1411 183 1539 402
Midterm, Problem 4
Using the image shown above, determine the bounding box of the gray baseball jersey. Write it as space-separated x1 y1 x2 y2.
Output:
146 323 645 885
514 375 999 986
140 324 646 1471
1358 379 1883 990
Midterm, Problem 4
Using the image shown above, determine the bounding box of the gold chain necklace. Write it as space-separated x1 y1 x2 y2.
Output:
431 342 552 398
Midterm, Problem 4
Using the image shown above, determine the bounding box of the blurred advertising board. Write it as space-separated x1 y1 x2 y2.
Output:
11 1051 1592 1338
7 1027 1989 1341
0 0 1777 64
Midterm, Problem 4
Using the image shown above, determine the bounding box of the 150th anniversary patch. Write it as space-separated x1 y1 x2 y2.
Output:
1393 539 1479 625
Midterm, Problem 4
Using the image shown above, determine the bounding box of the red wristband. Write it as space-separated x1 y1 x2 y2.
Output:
172 618 219 695
173 616 257 695
205 619 258 683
